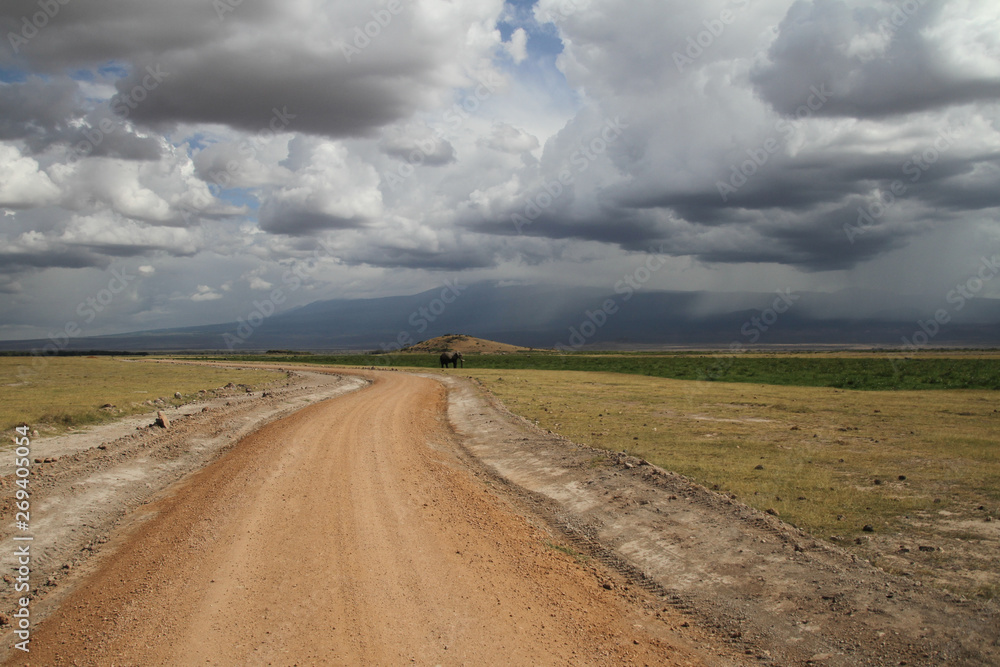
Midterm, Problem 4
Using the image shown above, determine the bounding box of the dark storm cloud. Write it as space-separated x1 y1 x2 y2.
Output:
751 0 1000 118
478 0 1000 278
70 121 163 161
0 1 272 69
0 246 106 273
623 170 863 219
2 0 467 140
473 194 909 272
113 57 422 139
0 77 161 159
757 202 913 270
342 244 498 272
912 160 1000 212
468 123 996 273
258 205 367 236
380 135 457 167
0 77 79 142
620 146 990 219
466 202 667 249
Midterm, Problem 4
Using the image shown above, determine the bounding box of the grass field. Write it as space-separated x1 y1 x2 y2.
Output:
1 357 285 435
217 351 1000 390
4 352 997 598
463 368 1000 599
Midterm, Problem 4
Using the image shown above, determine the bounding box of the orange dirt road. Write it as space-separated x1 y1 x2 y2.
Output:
7 372 705 666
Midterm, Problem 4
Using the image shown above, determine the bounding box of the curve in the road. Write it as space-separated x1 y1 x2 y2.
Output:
6 372 701 666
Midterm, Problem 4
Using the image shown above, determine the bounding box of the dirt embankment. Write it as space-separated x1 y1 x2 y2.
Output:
439 374 999 666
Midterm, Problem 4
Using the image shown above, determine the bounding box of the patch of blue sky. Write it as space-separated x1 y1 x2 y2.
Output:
504 0 541 15
0 67 29 83
215 187 259 211
500 0 565 57
184 133 213 152
96 61 130 80
70 68 96 82
498 0 580 115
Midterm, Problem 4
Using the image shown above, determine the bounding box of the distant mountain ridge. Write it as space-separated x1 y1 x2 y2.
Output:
2 281 999 352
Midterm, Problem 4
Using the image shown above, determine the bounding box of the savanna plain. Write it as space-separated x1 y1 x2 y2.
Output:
222 346 1000 601
1 349 998 664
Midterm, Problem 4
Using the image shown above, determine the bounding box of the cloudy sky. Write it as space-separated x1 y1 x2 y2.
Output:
1 0 999 340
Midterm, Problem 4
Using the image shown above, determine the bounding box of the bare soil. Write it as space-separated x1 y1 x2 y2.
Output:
0 368 365 652
1 366 997 665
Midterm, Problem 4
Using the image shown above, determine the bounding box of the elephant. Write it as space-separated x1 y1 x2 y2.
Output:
439 351 464 368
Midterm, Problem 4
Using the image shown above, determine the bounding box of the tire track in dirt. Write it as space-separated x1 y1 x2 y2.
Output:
3 371 710 666
0 369 364 640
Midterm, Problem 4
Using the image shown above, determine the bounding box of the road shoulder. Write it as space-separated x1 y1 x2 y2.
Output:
439 373 1000 666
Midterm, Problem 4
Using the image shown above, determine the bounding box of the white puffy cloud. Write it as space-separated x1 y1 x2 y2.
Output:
249 276 273 290
504 27 529 64
57 212 203 255
750 0 1000 118
482 122 540 154
59 159 173 222
0 143 60 208
191 285 223 302
258 137 383 235
192 131 295 191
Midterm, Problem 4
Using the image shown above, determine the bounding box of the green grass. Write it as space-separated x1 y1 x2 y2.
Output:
209 351 1000 391
1 357 285 435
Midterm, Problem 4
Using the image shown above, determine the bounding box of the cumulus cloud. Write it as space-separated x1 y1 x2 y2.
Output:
2 0 507 138
258 137 383 235
458 0 1000 272
504 27 529 64
750 0 1000 118
191 285 223 302
56 212 203 256
380 124 457 166
249 276 273 290
0 143 60 208
1 0 999 338
482 122 540 154
56 159 175 222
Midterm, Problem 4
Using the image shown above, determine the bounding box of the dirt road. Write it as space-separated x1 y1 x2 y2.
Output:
4 372 708 666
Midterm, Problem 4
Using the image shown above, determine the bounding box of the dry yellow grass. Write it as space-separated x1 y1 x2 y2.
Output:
469 368 1000 598
1 357 285 435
